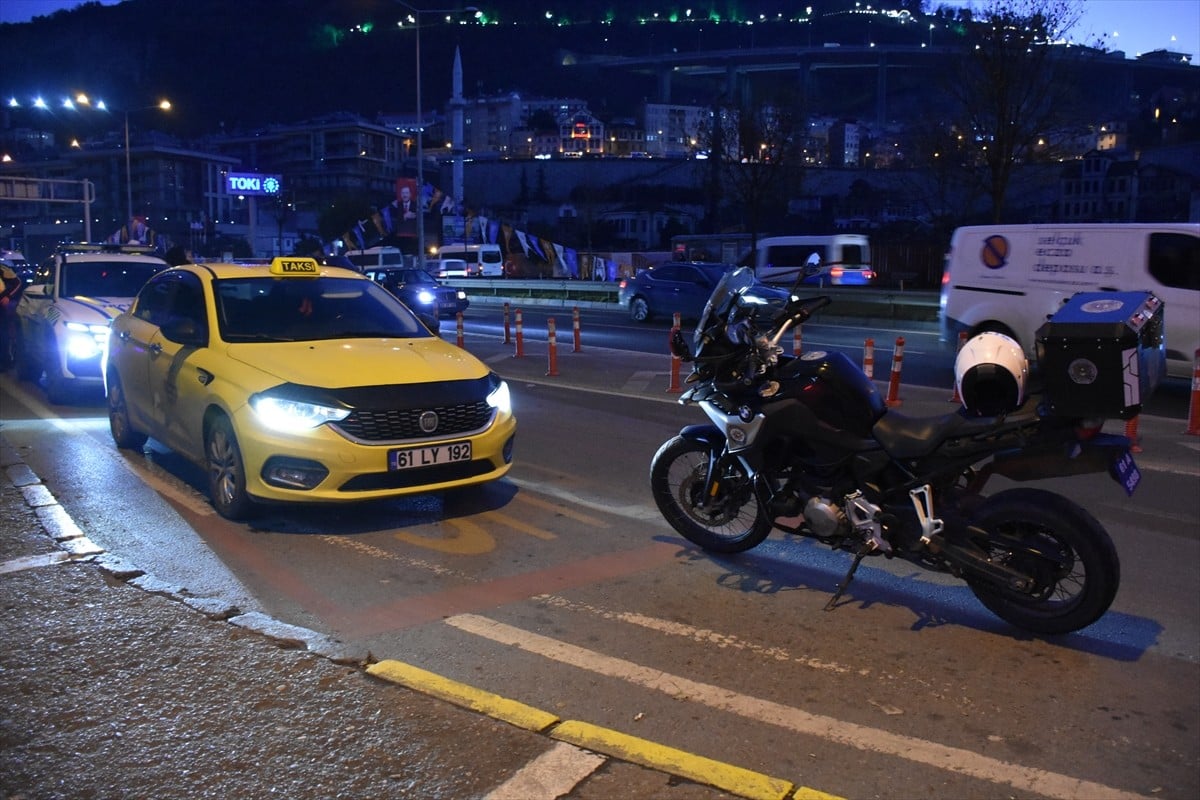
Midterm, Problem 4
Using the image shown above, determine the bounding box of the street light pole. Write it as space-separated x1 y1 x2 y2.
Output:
124 111 132 223
396 4 477 269
121 100 171 227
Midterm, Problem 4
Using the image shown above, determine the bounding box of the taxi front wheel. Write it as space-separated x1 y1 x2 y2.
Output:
106 371 148 450
206 415 257 520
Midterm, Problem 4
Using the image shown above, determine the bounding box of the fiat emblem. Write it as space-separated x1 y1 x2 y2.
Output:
418 410 439 433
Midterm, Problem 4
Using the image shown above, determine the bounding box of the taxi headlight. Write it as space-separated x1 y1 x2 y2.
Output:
250 394 351 432
416 289 436 305
486 379 511 415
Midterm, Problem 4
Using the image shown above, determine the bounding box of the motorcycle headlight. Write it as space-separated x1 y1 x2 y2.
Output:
249 393 351 432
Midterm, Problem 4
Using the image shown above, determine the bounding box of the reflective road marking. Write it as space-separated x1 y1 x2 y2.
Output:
446 613 1148 800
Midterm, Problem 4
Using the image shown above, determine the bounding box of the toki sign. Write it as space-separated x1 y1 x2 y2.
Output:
226 172 282 196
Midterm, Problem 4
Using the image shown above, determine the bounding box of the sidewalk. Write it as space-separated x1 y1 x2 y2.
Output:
1 429 767 799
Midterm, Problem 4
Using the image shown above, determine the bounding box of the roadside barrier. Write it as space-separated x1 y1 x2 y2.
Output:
1124 416 1142 453
546 317 559 376
885 336 905 407
667 312 683 394
514 309 525 358
502 302 512 344
862 337 875 379
949 331 968 402
456 312 464 348
572 306 582 352
1187 348 1200 436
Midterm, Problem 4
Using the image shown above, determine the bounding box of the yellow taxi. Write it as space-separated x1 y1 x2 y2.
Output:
103 257 515 520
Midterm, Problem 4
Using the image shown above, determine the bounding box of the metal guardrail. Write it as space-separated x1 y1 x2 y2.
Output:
445 278 941 322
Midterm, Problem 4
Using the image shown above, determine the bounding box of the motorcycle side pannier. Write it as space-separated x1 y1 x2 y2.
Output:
1035 291 1165 419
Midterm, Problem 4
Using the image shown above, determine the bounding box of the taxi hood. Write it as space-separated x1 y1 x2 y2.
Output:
225 336 488 389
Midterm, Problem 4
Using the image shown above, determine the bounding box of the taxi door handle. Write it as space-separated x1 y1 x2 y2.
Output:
148 343 162 355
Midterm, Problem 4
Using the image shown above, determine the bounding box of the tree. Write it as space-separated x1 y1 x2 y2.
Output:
696 89 805 251
945 0 1093 223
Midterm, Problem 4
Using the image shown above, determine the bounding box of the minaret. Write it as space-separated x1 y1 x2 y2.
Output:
450 45 465 213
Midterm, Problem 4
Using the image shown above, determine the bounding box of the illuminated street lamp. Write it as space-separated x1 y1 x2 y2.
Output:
61 94 171 224
395 2 477 268
118 99 172 224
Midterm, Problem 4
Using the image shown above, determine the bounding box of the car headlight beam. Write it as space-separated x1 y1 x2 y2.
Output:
250 394 351 433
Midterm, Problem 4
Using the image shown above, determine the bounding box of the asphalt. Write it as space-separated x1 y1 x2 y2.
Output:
3 308 1191 800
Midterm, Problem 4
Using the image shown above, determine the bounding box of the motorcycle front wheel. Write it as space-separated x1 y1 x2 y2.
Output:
965 488 1120 635
649 435 771 553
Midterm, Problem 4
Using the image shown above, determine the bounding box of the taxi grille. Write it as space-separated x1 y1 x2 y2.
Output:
333 400 493 442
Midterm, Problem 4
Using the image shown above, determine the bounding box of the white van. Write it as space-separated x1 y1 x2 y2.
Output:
436 243 504 277
740 234 873 286
940 223 1200 378
344 246 408 270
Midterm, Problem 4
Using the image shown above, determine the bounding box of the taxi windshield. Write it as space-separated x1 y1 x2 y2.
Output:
62 260 164 298
213 275 432 342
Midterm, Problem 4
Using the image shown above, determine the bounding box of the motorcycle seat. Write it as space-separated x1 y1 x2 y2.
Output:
872 410 986 459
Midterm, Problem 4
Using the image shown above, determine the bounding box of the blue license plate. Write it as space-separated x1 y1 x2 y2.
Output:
1111 450 1141 496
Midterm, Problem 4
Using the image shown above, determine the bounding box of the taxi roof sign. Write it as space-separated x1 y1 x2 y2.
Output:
269 257 321 277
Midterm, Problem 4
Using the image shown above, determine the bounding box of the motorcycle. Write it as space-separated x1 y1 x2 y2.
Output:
650 265 1149 635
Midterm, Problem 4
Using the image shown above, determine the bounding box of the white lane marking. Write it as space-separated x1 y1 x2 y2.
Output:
484 740 606 800
446 613 1147 800
535 594 861 676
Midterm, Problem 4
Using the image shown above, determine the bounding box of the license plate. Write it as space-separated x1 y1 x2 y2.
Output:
1111 449 1141 496
389 441 471 470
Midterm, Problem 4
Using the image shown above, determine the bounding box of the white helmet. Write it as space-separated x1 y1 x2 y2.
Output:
954 331 1028 416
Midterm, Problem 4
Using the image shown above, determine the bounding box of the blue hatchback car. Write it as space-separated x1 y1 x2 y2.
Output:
619 262 736 323
619 262 790 323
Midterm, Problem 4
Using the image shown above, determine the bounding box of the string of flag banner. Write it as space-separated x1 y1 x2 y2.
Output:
341 178 597 278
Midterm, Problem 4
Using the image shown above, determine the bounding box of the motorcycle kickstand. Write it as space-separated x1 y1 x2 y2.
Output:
824 545 871 611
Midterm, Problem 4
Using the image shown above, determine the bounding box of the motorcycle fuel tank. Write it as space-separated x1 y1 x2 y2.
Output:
778 350 887 438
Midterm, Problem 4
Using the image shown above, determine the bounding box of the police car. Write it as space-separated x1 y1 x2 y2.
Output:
15 244 169 403
103 257 516 520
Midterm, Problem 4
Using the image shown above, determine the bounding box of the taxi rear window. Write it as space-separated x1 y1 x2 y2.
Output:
214 276 431 342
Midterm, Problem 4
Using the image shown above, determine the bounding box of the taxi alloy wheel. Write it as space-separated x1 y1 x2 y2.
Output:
205 415 255 520
106 371 148 450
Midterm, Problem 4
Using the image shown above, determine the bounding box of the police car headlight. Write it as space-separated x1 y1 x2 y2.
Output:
64 322 108 360
250 394 351 432
486 379 511 415
416 289 436 305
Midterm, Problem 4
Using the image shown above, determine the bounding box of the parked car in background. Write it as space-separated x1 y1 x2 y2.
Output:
102 257 515 520
364 266 469 331
15 243 169 403
618 261 790 323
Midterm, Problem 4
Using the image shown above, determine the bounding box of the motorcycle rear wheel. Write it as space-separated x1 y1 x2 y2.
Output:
965 488 1119 635
649 435 771 553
